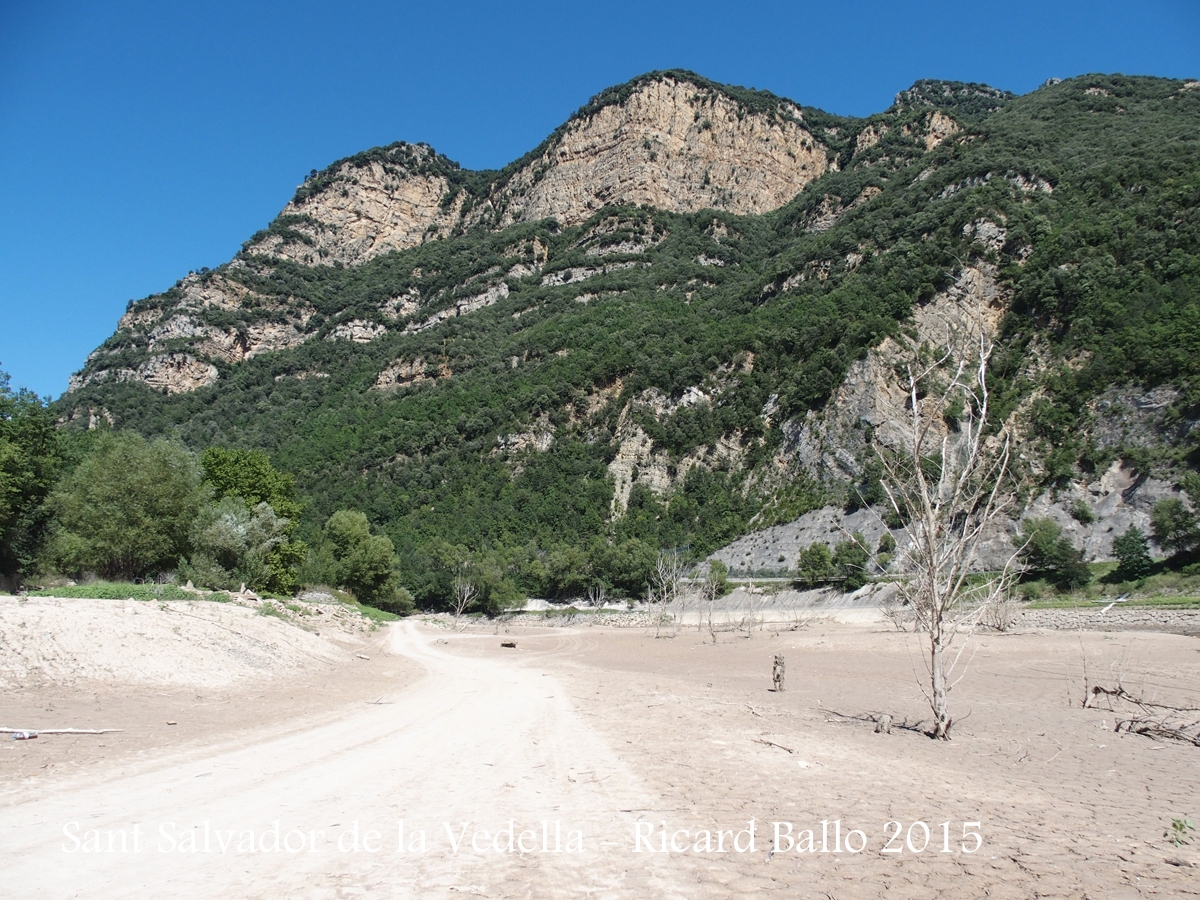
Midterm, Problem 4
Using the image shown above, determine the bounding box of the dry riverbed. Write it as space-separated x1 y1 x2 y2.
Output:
1 596 1198 898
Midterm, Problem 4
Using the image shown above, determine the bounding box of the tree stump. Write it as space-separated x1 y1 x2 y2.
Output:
772 654 786 692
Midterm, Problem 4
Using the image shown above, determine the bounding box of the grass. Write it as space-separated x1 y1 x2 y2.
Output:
28 582 210 602
350 602 400 623
299 585 402 623
1019 560 1200 610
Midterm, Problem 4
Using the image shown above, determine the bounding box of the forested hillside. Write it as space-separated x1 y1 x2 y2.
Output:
53 71 1200 607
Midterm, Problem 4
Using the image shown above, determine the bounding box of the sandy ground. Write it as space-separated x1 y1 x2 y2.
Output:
2 600 1199 898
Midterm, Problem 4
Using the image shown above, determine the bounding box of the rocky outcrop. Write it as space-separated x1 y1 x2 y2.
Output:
923 111 960 150
70 354 219 395
327 319 388 343
478 76 831 229
70 271 316 395
711 459 1180 574
244 145 464 266
239 77 832 268
407 282 509 333
781 264 1007 481
607 378 749 515
375 357 441 390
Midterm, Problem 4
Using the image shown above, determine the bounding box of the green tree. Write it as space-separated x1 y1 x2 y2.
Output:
0 369 60 580
323 510 411 611
200 447 303 520
1149 498 1199 559
199 447 306 592
1016 518 1090 590
185 497 293 592
45 432 209 580
833 532 871 591
797 542 834 587
1111 526 1152 582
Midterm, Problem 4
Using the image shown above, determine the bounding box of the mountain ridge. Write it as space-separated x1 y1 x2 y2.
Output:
60 71 1200 603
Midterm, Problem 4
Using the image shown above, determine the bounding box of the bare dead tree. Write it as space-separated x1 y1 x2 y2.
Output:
586 583 607 610
877 329 1019 740
652 550 686 638
879 593 911 632
743 575 757 638
700 565 720 643
452 576 477 632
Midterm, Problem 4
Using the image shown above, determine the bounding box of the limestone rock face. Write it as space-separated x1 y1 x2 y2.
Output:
70 272 316 394
70 354 218 395
327 319 388 343
923 111 961 150
245 145 464 267
407 282 509 333
782 263 1007 482
481 76 830 228
376 358 429 390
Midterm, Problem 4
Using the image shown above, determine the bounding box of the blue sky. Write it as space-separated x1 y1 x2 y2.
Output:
1 0 1196 398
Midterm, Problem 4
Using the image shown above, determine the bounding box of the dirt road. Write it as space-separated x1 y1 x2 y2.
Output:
1 622 690 899
4 613 1199 898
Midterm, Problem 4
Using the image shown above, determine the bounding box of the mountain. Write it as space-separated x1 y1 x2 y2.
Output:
60 71 1200 603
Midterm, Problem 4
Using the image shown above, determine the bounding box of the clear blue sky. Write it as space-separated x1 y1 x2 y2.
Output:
1 0 1196 399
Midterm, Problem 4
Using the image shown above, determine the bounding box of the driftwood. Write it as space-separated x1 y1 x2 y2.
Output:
1 727 123 735
753 738 795 754
1088 685 1200 747
500 641 517 649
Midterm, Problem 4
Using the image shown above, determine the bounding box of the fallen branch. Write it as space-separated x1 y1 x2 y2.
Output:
1087 685 1200 747
1114 715 1200 747
753 738 795 754
1 727 123 735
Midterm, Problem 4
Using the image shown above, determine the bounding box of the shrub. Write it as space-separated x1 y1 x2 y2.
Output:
1111 526 1152 582
322 510 412 612
833 533 871 591
1069 500 1095 525
797 543 834 587
44 433 209 581
1016 518 1090 591
1150 498 1199 559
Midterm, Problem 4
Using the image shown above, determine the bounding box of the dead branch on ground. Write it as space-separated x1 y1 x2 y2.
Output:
1087 685 1200 746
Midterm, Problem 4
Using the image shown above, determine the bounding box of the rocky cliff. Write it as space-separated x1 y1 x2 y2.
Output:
475 74 831 228
62 73 1200 590
241 143 468 266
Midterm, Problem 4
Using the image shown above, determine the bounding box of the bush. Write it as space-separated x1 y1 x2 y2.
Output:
1069 500 1095 525
797 543 834 587
44 433 209 581
322 510 412 612
183 497 295 593
833 533 871 591
1016 518 1090 591
1111 526 1152 582
1149 498 1199 559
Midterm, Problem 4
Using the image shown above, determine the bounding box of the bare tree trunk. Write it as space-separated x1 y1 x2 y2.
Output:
745 577 755 638
652 550 685 639
452 576 477 633
930 633 950 738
